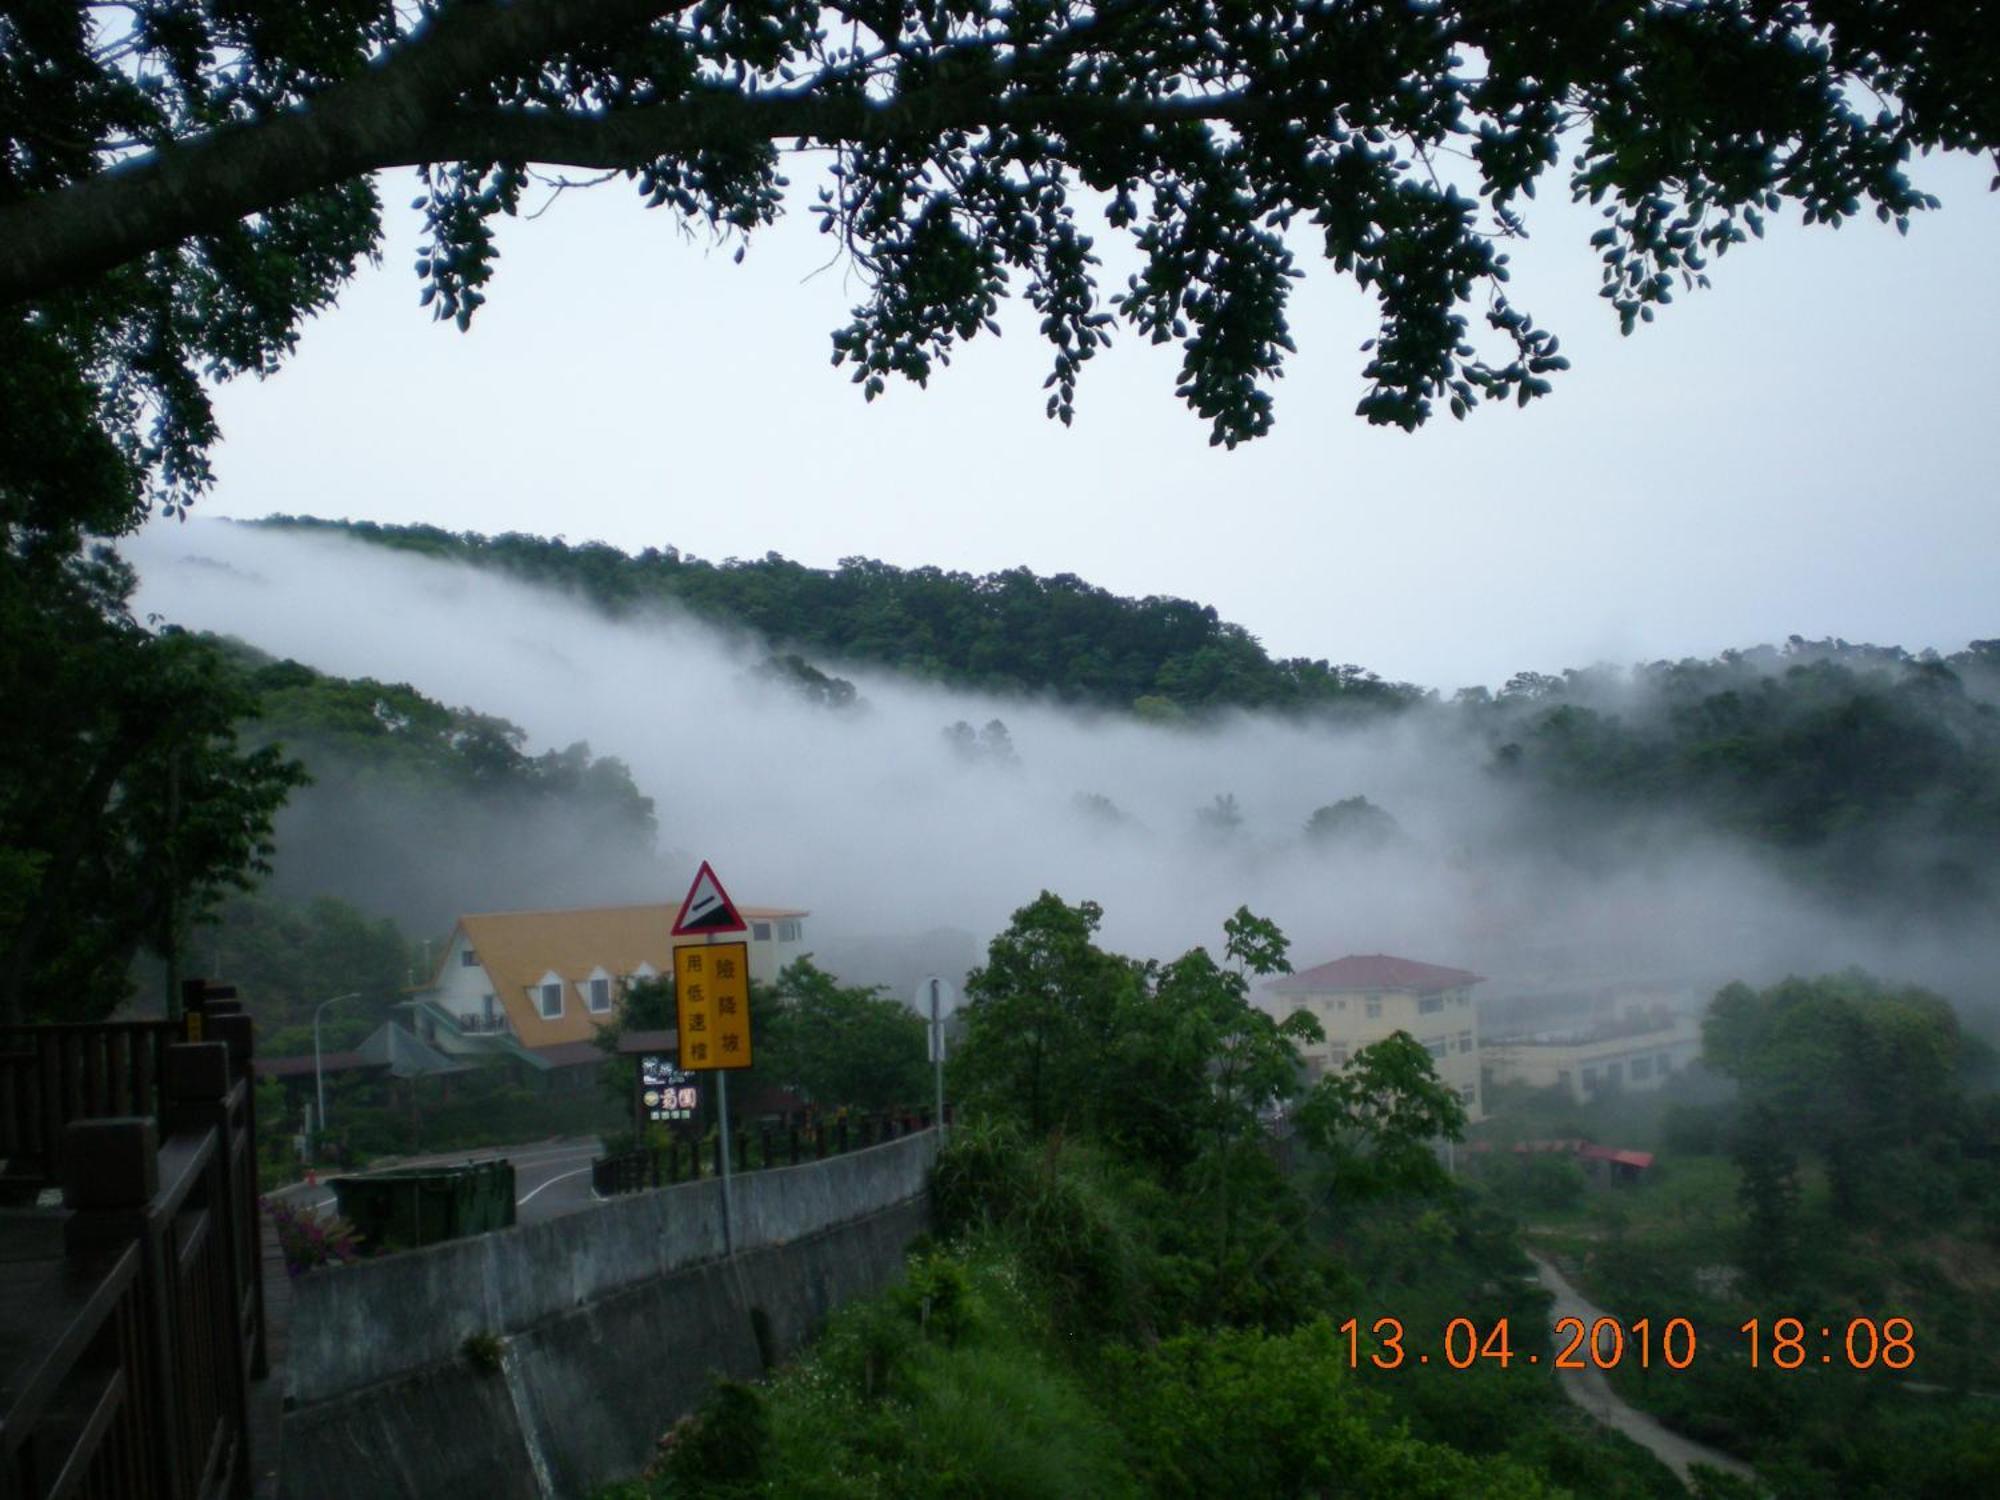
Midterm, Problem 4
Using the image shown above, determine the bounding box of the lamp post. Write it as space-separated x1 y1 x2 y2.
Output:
313 992 361 1159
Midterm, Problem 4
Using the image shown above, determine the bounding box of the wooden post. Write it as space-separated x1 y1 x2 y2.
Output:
209 1012 267 1379
63 1117 181 1497
163 1039 251 1488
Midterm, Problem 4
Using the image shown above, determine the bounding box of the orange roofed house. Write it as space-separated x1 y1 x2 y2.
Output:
1266 954 1485 1122
406 901 808 1083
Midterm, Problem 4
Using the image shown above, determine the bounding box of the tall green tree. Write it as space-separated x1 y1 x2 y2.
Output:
1294 1032 1469 1206
1701 970 1967 1218
954 891 1146 1137
762 957 930 1114
0 558 305 1022
1732 1102 1802 1294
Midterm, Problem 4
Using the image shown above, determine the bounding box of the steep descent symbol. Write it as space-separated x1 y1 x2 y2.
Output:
671 860 748 936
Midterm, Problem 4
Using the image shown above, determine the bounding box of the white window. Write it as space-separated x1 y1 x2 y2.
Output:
1364 998 1382 1019
1460 1085 1476 1104
1424 1037 1448 1059
1328 1047 1349 1068
461 947 478 967
1457 1031 1474 1053
1419 994 1444 1014
752 922 772 941
777 919 801 942
538 980 564 1020
588 976 612 1013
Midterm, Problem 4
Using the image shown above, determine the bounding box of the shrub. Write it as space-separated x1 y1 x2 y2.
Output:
265 1196 361 1277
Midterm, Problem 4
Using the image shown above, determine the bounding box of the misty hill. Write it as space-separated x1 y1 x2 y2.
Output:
247 517 2000 920
253 516 1427 717
1470 646 2000 915
217 640 666 934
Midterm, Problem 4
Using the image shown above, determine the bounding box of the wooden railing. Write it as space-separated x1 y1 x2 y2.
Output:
592 1108 947 1198
0 1021 182 1198
0 1024 267 1500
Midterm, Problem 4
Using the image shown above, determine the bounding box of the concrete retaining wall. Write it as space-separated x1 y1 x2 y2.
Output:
281 1132 937 1498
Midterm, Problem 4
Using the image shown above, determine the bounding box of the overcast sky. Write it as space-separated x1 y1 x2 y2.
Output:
175 148 1999 692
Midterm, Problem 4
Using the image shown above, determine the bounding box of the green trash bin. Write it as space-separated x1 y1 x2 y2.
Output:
331 1159 517 1253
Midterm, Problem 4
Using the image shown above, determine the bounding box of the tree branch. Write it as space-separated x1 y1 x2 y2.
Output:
411 85 1280 169
0 0 1287 310
0 0 688 306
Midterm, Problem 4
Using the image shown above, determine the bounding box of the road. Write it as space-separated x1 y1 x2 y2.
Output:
1528 1253 1758 1491
271 1136 604 1225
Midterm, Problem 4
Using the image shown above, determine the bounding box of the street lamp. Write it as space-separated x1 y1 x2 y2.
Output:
313 992 362 1158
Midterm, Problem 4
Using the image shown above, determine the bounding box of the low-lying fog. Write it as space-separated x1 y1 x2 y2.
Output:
126 521 1997 1012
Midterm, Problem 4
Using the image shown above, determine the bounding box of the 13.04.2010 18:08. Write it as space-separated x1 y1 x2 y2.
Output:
1337 1315 1915 1372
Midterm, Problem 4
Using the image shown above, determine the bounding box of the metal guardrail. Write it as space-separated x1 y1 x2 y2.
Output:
0 1027 265 1500
591 1108 948 1198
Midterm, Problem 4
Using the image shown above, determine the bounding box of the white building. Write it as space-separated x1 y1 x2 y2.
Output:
1481 1010 1702 1103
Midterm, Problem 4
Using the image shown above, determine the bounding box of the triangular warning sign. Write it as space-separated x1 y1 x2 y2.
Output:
671 860 748 936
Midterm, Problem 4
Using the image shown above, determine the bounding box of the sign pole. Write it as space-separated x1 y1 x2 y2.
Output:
930 977 945 1136
670 861 752 1262
716 1066 735 1253
711 933 735 1257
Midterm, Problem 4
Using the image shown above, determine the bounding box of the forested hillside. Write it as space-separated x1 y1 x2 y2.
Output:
105 637 668 1036
255 517 1426 716
220 639 664 936
1471 645 2000 915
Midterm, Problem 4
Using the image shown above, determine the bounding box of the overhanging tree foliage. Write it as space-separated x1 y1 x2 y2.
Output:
0 558 306 1022
5 0 1996 546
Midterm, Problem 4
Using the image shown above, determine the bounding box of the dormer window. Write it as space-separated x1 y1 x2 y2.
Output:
586 967 613 1014
536 972 565 1020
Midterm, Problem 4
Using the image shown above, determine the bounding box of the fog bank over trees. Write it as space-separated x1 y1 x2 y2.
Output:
127 521 1998 1015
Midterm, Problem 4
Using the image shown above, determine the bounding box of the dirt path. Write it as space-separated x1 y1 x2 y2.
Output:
1527 1252 1758 1490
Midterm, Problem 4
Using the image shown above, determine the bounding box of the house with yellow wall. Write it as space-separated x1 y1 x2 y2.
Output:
412 900 810 1057
1266 953 1485 1122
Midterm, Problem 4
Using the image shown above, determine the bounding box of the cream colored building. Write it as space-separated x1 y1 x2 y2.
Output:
1481 1010 1700 1103
1267 954 1485 1122
415 900 809 1052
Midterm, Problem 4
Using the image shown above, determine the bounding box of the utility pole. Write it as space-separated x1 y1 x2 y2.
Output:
312 991 361 1159
929 977 946 1135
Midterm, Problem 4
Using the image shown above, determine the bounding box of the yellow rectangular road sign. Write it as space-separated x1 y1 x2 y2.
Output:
675 941 753 1071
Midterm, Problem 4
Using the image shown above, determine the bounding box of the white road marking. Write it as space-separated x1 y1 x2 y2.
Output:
516 1164 593 1207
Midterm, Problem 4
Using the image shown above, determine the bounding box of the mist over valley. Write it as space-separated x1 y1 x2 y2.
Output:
123 519 2000 1027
